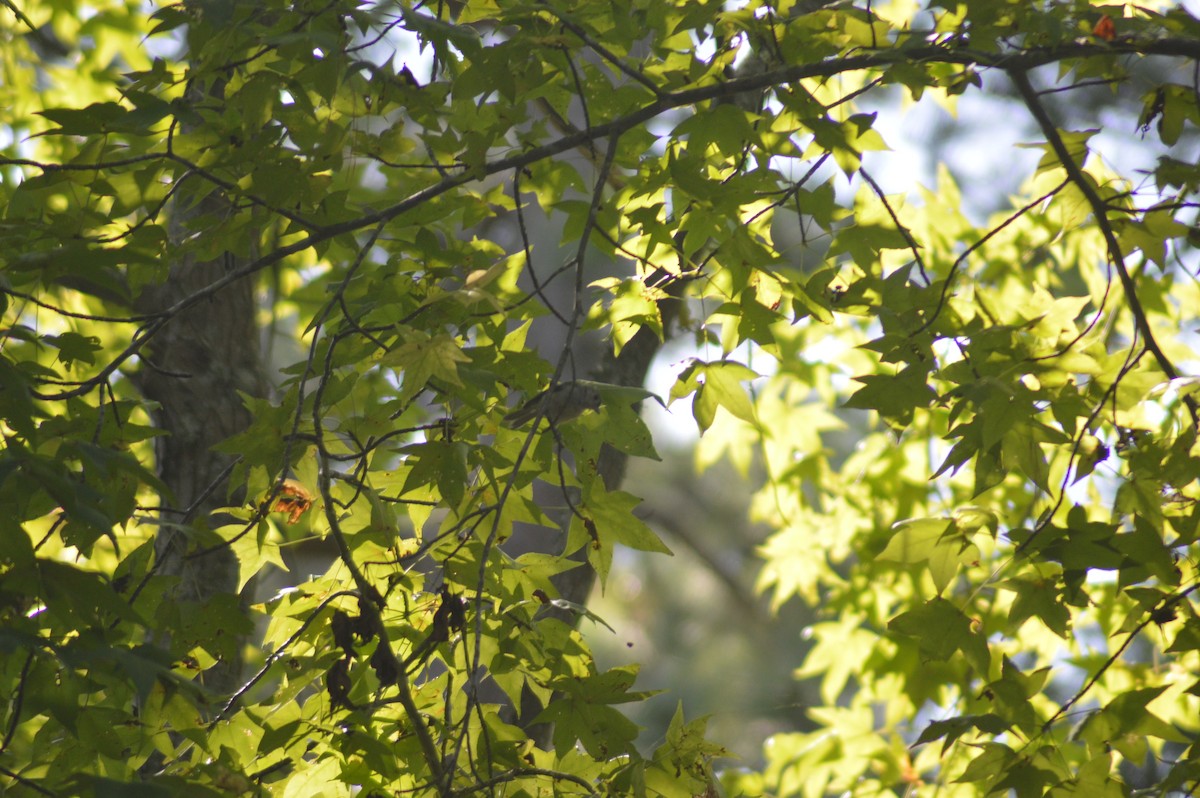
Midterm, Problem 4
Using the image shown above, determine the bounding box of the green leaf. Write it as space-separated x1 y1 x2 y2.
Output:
400 6 482 56
383 331 471 405
877 517 950 563
38 560 143 627
539 665 653 757
70 776 175 798
37 102 130 135
700 361 759 424
401 440 470 509
888 597 987 667
45 332 103 368
877 517 974 594
1001 576 1071 638
955 742 1017 784
844 364 936 428
915 713 1011 755
1077 687 1189 750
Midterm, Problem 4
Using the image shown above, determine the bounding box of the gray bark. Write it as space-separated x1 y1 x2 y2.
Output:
133 208 265 697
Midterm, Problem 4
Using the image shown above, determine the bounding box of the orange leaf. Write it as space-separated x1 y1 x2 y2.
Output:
1092 15 1116 41
272 479 313 524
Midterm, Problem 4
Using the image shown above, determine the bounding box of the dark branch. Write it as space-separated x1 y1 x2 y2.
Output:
31 37 1200 402
1010 69 1199 427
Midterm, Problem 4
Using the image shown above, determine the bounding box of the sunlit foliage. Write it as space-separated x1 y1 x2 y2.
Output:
3 0 1200 796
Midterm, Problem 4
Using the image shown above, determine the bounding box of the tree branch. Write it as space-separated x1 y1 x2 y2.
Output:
32 38 1200 404
1040 581 1200 734
1010 68 1199 427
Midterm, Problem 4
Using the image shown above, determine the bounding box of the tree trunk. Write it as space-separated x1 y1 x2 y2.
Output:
133 215 264 698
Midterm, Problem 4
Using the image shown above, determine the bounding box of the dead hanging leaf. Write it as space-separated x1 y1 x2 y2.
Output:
326 658 352 709
369 644 398 686
1139 87 1166 137
272 479 313 524
331 610 356 656
1092 15 1116 41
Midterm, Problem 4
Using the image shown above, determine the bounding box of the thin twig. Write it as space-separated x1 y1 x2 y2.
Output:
512 169 571 326
0 763 57 797
460 137 621 774
216 590 359 720
541 5 665 99
163 153 321 231
915 179 1069 335
282 213 451 789
456 766 601 797
0 654 33 756
1042 582 1200 732
858 166 930 285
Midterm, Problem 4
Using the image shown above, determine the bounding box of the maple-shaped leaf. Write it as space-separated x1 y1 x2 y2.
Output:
382 331 471 404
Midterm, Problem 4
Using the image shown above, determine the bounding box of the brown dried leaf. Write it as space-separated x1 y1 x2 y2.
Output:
272 478 313 524
1092 15 1116 41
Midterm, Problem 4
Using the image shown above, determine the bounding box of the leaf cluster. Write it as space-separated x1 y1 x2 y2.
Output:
2 0 1200 796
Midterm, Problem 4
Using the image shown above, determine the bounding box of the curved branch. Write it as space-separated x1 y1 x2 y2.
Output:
1010 68 1198 427
916 178 1069 335
289 218 448 790
162 152 322 232
0 764 57 797
310 345 448 792
457 766 601 797
32 37 1200 402
0 653 33 756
